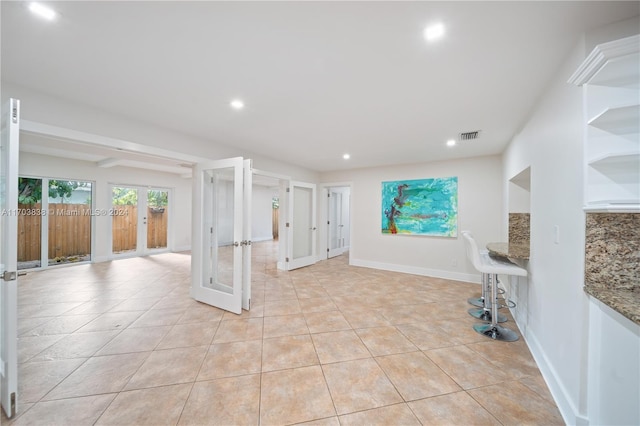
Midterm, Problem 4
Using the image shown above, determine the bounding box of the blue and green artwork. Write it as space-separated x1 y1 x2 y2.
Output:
382 177 458 237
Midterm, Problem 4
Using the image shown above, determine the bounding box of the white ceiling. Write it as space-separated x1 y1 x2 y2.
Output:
2 1 638 173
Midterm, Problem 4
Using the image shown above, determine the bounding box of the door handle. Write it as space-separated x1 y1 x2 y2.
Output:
2 271 17 281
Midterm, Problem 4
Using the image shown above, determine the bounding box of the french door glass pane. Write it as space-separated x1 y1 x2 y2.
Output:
292 186 313 259
205 168 234 293
48 180 92 266
17 177 42 270
112 186 138 254
329 192 341 251
147 189 168 250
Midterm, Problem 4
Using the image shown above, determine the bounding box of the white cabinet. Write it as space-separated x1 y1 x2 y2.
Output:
569 35 640 212
587 298 640 426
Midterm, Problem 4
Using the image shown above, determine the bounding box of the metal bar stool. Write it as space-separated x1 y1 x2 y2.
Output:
462 231 527 342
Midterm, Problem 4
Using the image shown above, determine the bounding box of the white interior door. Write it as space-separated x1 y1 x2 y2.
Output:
242 159 252 311
1 99 20 418
191 157 251 314
327 189 344 258
287 181 317 270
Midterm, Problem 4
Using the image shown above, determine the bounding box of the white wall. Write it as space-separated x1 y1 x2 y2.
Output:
502 16 640 425
19 148 192 262
503 38 588 424
508 182 530 213
320 155 502 282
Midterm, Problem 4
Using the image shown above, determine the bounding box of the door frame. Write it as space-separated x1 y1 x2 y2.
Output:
326 186 349 258
252 168 290 271
1 98 20 418
318 181 353 263
109 184 172 258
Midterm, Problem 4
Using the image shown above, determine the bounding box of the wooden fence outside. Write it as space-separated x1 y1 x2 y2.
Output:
112 205 168 252
18 203 168 261
18 203 92 261
146 207 168 249
272 208 279 240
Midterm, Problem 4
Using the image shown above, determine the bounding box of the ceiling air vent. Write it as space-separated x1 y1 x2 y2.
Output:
459 130 481 141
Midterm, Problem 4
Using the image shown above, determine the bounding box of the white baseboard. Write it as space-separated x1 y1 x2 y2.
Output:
93 256 110 263
173 245 191 253
523 327 585 425
349 258 479 283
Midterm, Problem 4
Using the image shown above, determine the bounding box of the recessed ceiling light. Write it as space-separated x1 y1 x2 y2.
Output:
424 23 445 42
343 154 350 160
446 139 456 147
29 2 57 21
230 99 244 110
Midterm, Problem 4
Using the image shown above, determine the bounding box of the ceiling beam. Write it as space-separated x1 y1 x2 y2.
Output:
21 120 209 164
97 157 122 168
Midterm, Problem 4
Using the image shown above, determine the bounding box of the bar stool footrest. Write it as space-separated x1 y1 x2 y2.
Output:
503 299 517 309
467 308 507 323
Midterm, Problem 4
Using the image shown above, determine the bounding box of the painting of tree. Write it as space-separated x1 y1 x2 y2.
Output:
381 177 458 237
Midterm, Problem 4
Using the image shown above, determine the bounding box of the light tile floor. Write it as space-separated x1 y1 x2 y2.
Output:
3 242 563 425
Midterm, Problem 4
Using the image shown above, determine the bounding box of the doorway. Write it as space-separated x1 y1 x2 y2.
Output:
319 183 352 261
327 186 351 258
252 170 288 271
111 185 170 257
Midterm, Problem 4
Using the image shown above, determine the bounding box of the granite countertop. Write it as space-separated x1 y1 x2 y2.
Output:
584 285 640 325
486 242 530 260
584 213 639 326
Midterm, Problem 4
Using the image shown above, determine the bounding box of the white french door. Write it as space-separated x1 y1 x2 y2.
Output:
287 181 317 270
1 99 20 418
327 189 346 258
191 157 252 314
111 186 170 256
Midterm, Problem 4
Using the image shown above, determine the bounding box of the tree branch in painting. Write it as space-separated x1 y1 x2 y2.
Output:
381 177 458 237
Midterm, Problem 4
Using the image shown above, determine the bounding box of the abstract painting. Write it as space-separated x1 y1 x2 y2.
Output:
381 177 458 237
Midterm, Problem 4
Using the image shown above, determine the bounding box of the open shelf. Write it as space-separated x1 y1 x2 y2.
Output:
573 35 640 212
588 105 640 135
588 151 640 169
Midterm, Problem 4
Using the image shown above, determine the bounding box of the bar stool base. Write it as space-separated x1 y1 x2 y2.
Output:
473 323 519 342
467 297 484 308
468 308 507 323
